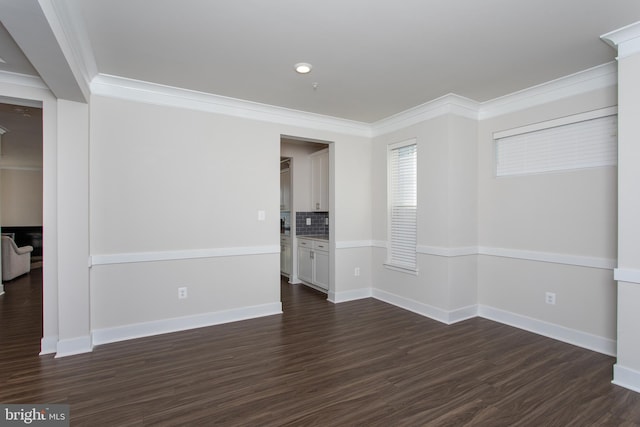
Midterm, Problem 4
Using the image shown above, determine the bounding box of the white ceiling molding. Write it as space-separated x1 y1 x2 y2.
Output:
601 21 640 59
478 62 618 120
0 0 86 102
367 62 617 136
38 0 98 98
90 61 617 139
0 70 50 91
371 94 480 137
90 74 372 138
0 166 43 171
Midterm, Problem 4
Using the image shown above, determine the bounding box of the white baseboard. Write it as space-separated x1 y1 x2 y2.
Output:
40 335 59 355
329 287 372 303
372 288 476 325
613 364 640 393
449 304 479 323
368 290 615 356
91 302 282 346
478 305 616 356
55 335 93 358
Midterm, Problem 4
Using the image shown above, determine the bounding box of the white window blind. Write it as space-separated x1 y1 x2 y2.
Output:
495 113 618 177
388 141 417 271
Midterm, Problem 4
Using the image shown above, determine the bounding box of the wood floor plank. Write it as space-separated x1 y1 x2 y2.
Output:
1 273 640 425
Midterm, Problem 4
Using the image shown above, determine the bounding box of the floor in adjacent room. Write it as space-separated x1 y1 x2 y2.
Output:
1 273 639 426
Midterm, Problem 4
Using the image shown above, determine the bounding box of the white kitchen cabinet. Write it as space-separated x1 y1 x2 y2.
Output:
297 237 329 291
297 239 313 284
310 149 328 211
280 235 291 277
280 168 291 211
313 242 329 290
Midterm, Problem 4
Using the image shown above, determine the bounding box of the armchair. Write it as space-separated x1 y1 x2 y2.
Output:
2 235 33 281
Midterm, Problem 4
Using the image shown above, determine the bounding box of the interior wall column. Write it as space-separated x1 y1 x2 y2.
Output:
602 21 640 393
55 99 91 357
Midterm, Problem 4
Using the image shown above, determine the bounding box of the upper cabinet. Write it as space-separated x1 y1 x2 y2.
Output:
310 148 329 211
280 168 291 211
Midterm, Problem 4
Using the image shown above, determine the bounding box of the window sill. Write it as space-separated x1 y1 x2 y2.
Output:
384 263 419 276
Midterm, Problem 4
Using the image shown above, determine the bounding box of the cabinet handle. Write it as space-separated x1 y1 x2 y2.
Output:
315 202 320 210
311 251 314 259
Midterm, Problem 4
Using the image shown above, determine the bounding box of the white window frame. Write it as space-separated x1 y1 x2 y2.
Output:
385 138 418 274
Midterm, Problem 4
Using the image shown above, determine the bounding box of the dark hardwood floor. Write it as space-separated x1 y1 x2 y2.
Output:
1 273 639 426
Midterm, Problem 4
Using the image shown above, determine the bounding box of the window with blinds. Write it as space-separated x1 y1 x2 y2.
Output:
495 108 618 177
386 139 418 273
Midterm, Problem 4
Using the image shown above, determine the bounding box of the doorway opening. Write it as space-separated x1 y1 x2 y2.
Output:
0 101 44 355
280 135 332 303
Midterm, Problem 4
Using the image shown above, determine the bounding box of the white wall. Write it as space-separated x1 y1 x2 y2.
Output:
56 99 90 356
371 114 478 321
477 86 618 353
332 137 373 298
368 84 619 354
1 168 43 226
88 94 373 341
89 95 282 334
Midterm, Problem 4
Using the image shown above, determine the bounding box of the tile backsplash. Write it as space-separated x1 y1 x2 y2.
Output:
296 211 329 236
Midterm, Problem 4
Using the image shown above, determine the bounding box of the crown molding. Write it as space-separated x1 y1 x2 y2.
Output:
0 166 43 171
601 21 640 59
370 62 617 136
89 61 617 138
90 74 372 138
371 93 480 137
38 0 97 101
0 70 49 91
478 62 618 120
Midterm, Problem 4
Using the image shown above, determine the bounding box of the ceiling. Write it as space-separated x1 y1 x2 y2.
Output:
0 102 42 167
1 1 640 123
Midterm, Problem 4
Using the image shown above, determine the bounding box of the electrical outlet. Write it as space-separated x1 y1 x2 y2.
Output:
178 287 188 299
545 292 556 305
306 218 311 225
325 218 329 225
354 267 360 277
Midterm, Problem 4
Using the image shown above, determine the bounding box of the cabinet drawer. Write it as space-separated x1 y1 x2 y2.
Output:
280 235 290 245
313 241 328 252
298 239 312 248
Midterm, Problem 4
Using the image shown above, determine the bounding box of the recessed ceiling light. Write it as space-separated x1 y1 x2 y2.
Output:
294 63 312 74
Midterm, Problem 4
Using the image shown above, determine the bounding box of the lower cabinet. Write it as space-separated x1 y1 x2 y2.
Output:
297 238 329 291
314 249 329 289
297 244 313 283
280 235 291 277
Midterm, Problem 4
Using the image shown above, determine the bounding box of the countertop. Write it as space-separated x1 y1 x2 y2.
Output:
296 234 329 241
